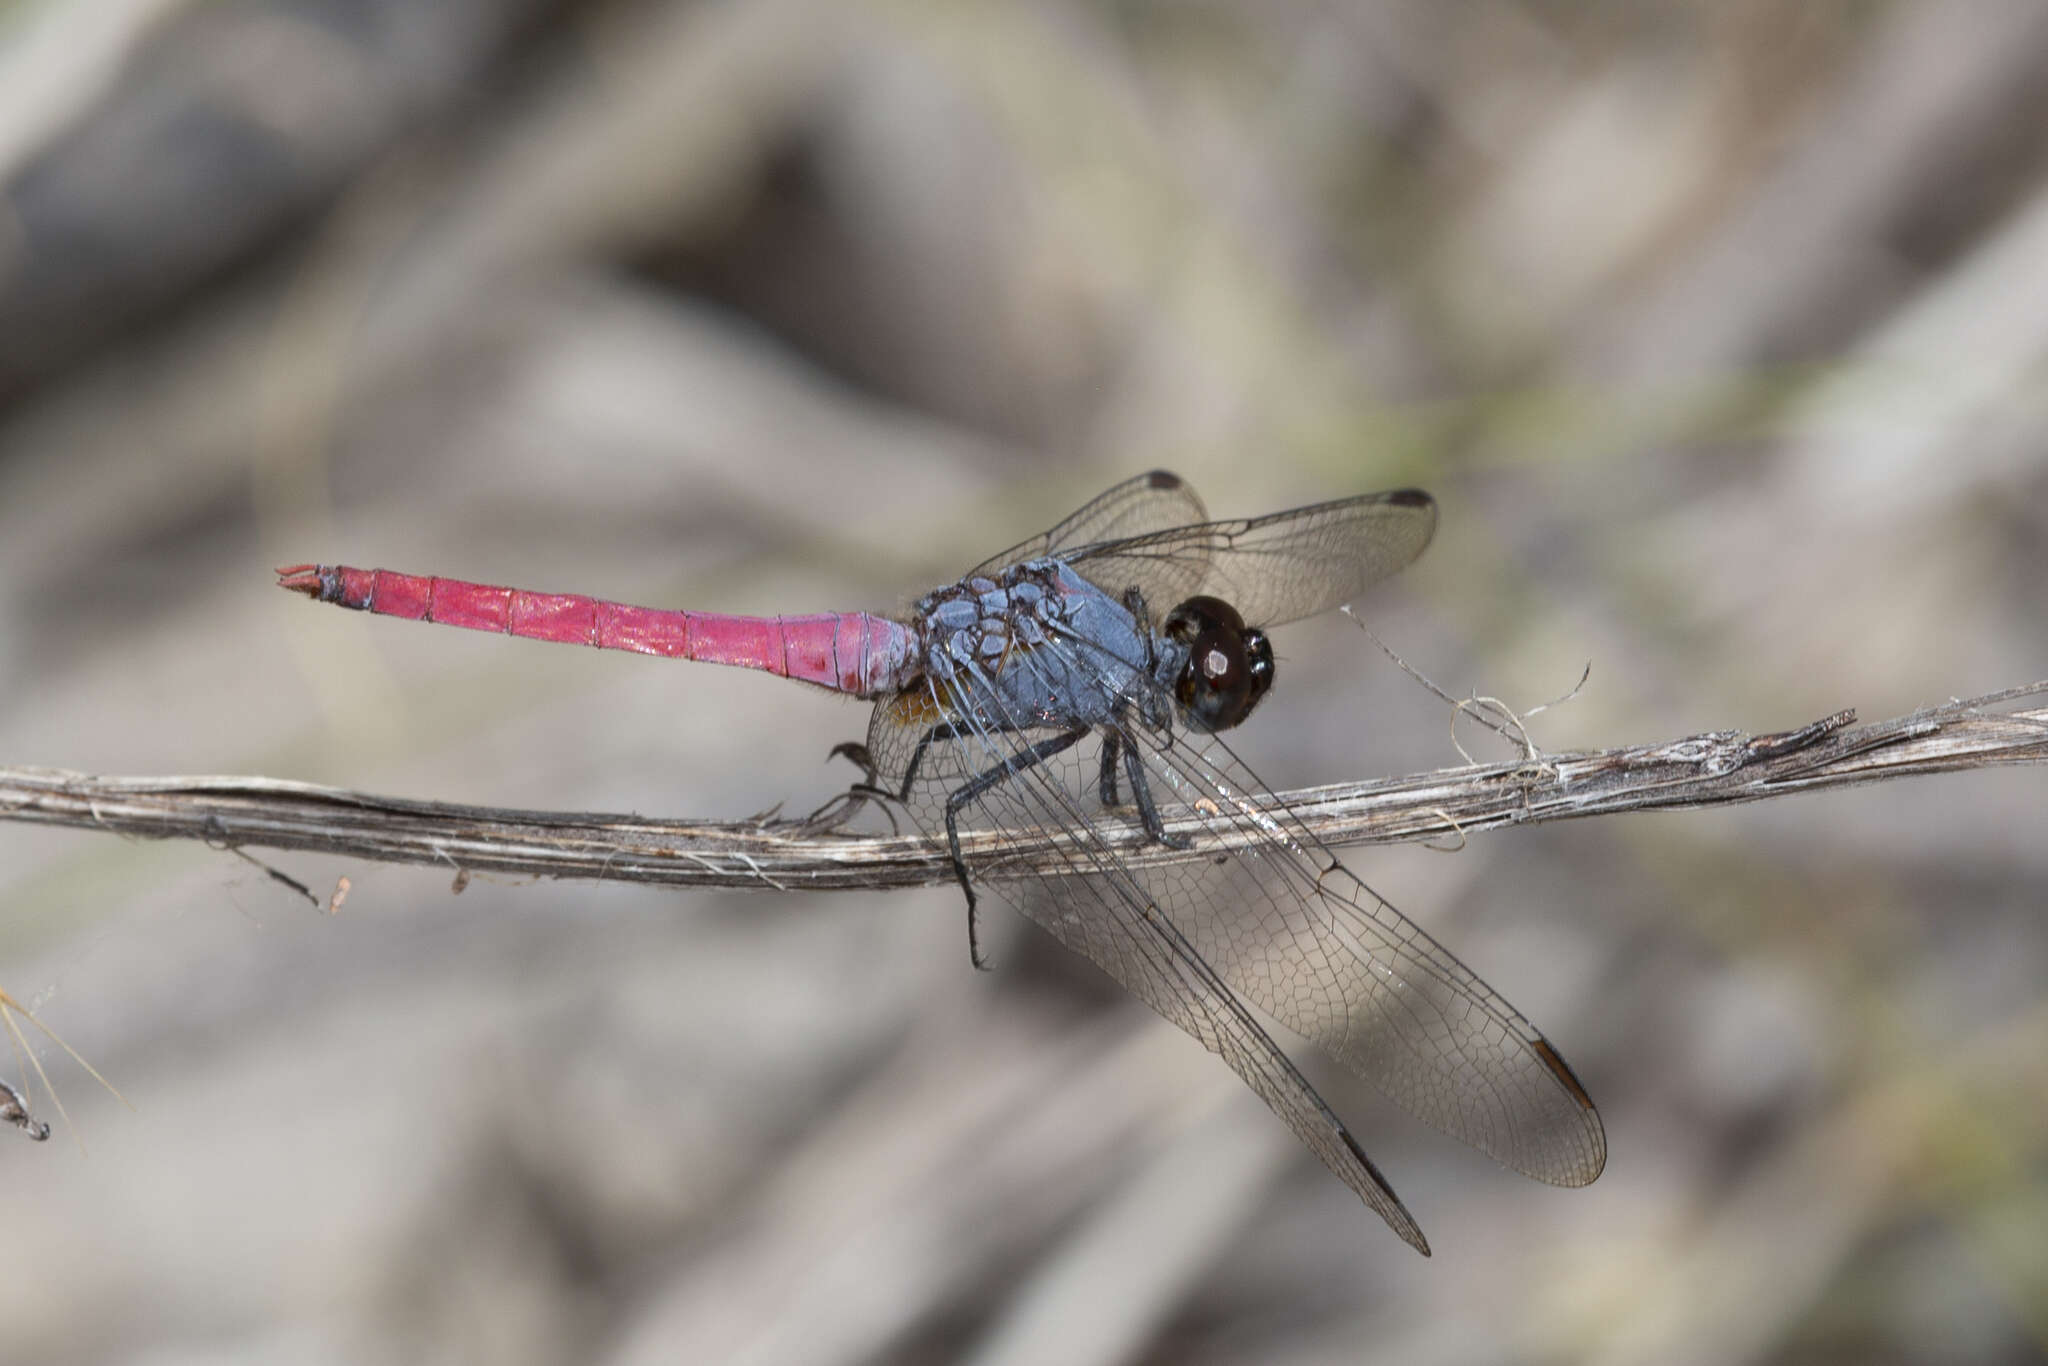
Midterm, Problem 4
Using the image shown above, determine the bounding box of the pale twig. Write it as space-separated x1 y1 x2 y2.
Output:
1 683 2042 894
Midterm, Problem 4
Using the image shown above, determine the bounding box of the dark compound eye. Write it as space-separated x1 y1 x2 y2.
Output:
1163 595 1275 732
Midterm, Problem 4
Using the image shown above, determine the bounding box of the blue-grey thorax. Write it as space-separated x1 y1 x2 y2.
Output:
912 559 1187 732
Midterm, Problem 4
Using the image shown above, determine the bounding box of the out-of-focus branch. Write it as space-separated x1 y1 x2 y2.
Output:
3 684 2043 893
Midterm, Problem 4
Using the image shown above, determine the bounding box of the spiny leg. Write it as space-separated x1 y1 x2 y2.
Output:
828 740 877 785
799 742 900 835
1099 685 1193 852
895 720 972 802
1120 585 1156 640
943 726 1090 969
807 716 968 834
1119 585 1178 734
1119 725 1193 851
1094 588 1156 811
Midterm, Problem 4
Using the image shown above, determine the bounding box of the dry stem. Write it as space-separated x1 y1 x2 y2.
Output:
3 683 2043 894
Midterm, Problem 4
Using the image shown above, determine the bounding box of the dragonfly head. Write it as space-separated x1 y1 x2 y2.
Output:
1163 595 1274 733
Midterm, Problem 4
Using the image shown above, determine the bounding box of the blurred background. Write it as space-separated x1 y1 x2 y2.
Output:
1 1 2045 1362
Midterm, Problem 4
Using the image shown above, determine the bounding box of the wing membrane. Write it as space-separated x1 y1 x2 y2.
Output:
884 475 1589 1252
868 633 1602 1203
1113 715 1605 1186
866 674 1430 1252
967 470 1208 582
1059 489 1438 627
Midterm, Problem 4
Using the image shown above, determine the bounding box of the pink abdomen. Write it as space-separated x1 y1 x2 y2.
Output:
277 564 917 699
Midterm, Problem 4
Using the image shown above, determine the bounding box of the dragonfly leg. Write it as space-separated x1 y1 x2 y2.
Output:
1120 585 1156 638
943 725 1091 970
1097 730 1122 807
829 740 877 782
1120 726 1194 851
799 742 901 836
893 722 972 802
1119 588 1179 734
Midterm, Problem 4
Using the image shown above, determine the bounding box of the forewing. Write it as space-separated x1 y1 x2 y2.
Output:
1063 488 1437 627
1116 724 1607 1188
865 676 1431 1253
874 631 1604 1194
967 470 1208 581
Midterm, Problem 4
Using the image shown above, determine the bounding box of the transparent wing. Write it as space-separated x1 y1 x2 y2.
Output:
1060 488 1438 627
967 470 1208 582
866 678 1431 1253
1121 725 1607 1188
866 630 1603 1221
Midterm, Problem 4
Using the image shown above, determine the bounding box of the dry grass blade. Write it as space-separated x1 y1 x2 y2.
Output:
3 683 2042 894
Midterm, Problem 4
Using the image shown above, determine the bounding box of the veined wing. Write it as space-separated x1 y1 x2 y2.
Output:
872 627 1604 1207
1061 488 1437 627
865 671 1431 1253
1116 718 1606 1188
967 470 1208 581
1038 624 1604 1187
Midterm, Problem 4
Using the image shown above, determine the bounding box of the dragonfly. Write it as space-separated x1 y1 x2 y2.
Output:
278 470 1604 1253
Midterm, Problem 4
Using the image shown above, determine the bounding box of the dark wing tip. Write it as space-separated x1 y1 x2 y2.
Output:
1143 470 1185 489
1531 1037 1599 1114
1391 488 1439 560
1531 1037 1608 1185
